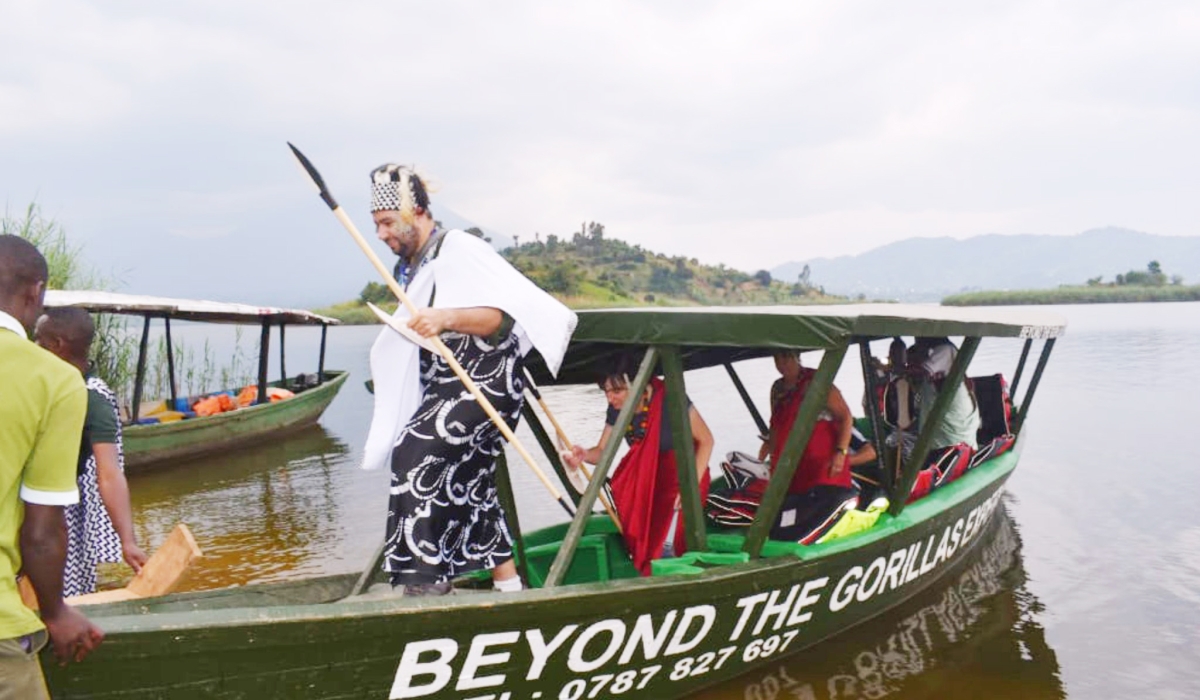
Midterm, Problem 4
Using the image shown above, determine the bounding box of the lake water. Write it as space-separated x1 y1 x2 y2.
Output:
120 302 1200 698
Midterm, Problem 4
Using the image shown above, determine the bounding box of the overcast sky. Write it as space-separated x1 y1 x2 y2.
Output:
3 1 1198 305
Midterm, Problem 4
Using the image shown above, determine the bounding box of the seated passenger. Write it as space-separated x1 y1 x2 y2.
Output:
873 337 918 461
905 337 980 496
758 351 859 539
564 360 714 575
908 337 980 451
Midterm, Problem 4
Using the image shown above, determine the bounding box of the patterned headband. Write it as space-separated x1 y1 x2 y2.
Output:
369 163 430 215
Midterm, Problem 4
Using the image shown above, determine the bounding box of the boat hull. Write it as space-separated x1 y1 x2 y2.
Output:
45 451 1016 700
121 371 349 471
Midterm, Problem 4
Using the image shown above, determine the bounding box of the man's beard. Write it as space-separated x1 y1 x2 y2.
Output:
394 226 419 259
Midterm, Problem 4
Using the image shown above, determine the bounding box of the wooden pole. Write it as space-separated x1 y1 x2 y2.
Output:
520 403 582 508
1015 338 1055 432
288 144 574 517
522 368 623 531
164 317 177 408
724 362 769 436
256 320 270 406
1009 338 1033 399
493 451 530 588
317 324 327 382
278 322 287 387
130 315 151 423
662 346 705 553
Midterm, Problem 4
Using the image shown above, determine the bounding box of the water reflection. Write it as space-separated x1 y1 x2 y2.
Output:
696 501 1064 700
124 425 355 590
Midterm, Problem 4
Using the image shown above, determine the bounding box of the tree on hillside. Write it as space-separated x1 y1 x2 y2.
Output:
464 226 492 243
798 264 811 287
754 269 773 287
359 281 391 305
1117 260 1167 287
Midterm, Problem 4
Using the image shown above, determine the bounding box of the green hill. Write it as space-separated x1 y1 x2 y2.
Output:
317 223 844 322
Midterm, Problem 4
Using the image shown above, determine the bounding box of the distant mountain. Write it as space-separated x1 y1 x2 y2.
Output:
772 227 1200 301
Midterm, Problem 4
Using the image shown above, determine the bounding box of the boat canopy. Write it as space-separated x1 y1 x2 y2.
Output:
44 290 340 326
532 304 1067 385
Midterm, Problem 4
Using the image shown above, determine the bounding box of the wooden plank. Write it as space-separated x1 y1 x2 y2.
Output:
60 523 202 608
126 523 202 597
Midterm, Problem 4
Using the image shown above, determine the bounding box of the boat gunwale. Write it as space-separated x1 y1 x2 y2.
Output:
84 444 1019 634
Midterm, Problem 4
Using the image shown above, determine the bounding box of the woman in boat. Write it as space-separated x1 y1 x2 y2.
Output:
564 360 714 575
759 350 858 520
34 307 147 597
362 163 576 596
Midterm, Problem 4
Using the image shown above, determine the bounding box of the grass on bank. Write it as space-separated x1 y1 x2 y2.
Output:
942 285 1200 306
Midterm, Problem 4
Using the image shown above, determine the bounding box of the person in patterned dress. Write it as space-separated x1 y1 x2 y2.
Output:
35 307 147 596
362 164 576 596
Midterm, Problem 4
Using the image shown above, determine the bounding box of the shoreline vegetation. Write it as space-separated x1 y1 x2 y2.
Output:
942 259 1199 306
316 223 850 323
942 285 1200 306
6 203 258 404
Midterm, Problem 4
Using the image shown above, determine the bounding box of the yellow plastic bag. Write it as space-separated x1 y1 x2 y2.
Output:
817 497 889 544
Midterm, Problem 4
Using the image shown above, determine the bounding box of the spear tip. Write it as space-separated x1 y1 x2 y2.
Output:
287 141 339 211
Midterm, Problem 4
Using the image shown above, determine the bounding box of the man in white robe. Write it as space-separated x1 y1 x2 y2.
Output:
362 164 576 596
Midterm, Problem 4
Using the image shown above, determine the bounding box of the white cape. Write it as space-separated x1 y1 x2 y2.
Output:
361 230 578 472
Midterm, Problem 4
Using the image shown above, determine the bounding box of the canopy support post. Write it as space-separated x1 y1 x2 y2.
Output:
888 337 980 517
130 315 152 423
278 322 287 387
724 362 768 437
493 451 529 588
858 339 891 494
662 346 705 553
164 317 177 408
256 320 270 405
1015 339 1055 434
1009 338 1033 398
544 347 658 588
743 344 848 559
520 403 583 508
317 324 328 382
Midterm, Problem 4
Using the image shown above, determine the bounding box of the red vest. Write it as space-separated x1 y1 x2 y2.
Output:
768 370 851 494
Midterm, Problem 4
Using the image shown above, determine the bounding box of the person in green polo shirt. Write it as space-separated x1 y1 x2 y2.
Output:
0 235 104 699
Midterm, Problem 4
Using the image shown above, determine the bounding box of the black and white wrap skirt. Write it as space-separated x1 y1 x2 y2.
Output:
384 330 525 585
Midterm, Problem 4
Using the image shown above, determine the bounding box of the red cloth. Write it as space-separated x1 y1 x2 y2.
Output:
769 370 851 495
610 378 711 575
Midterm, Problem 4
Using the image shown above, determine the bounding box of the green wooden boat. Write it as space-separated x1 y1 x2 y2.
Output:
42 304 1064 699
43 291 348 471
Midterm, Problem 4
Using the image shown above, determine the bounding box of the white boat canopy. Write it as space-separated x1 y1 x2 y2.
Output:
44 290 340 326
